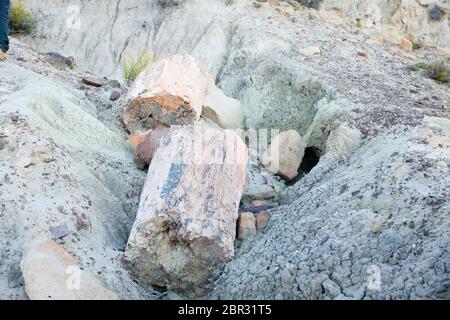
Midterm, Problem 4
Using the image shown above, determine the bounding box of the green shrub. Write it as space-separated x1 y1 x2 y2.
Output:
412 42 422 50
9 1 37 35
427 60 449 83
429 4 445 21
407 62 429 72
296 0 323 9
157 0 184 8
123 51 158 85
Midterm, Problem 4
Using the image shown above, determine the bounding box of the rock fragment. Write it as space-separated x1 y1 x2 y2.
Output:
43 52 75 69
245 184 276 200
21 240 118 300
378 26 413 51
371 222 383 234
261 130 306 181
50 225 70 240
82 75 103 87
326 124 362 159
135 127 170 164
9 113 19 123
110 90 121 101
128 130 151 153
299 46 321 57
357 50 368 59
202 77 241 129
237 212 257 240
255 211 271 230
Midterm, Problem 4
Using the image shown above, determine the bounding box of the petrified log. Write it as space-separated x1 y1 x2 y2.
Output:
123 55 208 134
124 126 248 296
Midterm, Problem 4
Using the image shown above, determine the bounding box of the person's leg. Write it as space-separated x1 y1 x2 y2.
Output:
0 0 10 53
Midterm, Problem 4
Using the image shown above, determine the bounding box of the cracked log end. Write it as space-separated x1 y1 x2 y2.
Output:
123 55 208 134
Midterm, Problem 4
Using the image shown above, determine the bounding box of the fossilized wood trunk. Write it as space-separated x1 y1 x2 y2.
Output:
124 126 248 296
123 55 208 134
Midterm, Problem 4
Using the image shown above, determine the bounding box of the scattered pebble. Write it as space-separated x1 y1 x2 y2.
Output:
50 225 70 240
82 75 103 87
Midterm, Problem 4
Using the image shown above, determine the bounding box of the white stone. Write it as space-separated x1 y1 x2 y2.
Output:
202 77 241 129
21 240 118 300
326 124 362 159
299 46 321 57
261 130 306 181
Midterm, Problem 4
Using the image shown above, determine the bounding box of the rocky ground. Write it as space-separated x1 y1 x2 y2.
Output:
0 0 449 300
0 39 158 299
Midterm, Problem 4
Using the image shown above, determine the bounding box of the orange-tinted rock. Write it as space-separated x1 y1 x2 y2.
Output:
110 90 121 101
136 127 171 164
128 130 151 153
255 211 271 230
123 55 208 134
237 212 257 240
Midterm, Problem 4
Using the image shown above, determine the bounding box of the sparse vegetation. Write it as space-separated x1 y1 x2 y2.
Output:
407 62 429 72
412 41 422 50
157 0 184 8
427 60 449 83
296 0 323 9
123 51 158 85
408 60 450 84
8 1 37 35
428 4 446 21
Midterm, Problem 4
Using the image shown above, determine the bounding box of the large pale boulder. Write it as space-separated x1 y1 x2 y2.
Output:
123 55 208 133
382 26 413 50
325 123 362 159
124 126 248 296
21 240 118 300
261 130 306 181
202 77 242 129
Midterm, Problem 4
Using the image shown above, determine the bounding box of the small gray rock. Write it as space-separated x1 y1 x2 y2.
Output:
110 90 121 101
50 225 70 240
82 75 103 87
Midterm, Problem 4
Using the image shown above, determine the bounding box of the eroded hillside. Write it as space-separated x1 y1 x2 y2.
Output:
1 0 449 300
